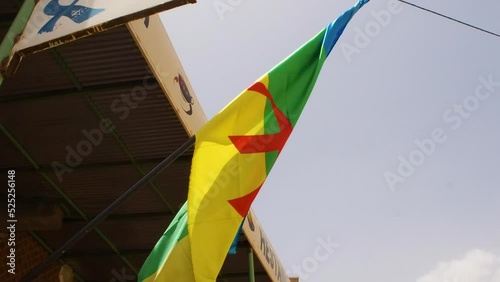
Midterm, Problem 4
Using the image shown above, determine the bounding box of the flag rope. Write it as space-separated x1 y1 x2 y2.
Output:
397 0 500 39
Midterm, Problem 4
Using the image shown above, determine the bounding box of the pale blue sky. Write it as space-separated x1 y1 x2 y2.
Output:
161 1 500 281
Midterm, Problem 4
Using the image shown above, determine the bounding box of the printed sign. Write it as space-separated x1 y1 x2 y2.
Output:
243 210 291 282
127 15 207 136
11 0 194 57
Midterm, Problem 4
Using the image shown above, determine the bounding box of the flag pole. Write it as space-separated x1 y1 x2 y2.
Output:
249 248 255 282
21 135 196 282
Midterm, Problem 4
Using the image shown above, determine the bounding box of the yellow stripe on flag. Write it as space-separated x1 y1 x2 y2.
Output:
188 76 270 281
141 236 195 282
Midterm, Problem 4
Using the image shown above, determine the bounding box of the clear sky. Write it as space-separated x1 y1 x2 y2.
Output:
160 1 500 281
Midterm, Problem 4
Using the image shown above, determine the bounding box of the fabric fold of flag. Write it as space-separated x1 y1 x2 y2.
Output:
138 202 195 282
187 1 370 281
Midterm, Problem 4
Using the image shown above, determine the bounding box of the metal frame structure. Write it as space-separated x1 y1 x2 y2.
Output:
0 2 296 281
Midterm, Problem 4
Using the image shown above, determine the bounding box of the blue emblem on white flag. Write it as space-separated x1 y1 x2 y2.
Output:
38 0 105 34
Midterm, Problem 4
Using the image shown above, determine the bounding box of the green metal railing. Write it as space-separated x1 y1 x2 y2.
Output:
0 0 34 86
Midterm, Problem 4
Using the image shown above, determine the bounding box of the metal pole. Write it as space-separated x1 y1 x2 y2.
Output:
249 248 255 282
21 135 196 282
0 0 35 86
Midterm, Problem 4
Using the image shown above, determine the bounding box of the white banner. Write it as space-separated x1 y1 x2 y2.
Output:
12 0 193 56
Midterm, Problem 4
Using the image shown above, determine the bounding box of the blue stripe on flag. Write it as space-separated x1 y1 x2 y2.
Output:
323 0 370 57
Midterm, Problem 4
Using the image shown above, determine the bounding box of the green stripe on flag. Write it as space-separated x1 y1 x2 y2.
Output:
263 28 329 173
139 202 195 282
